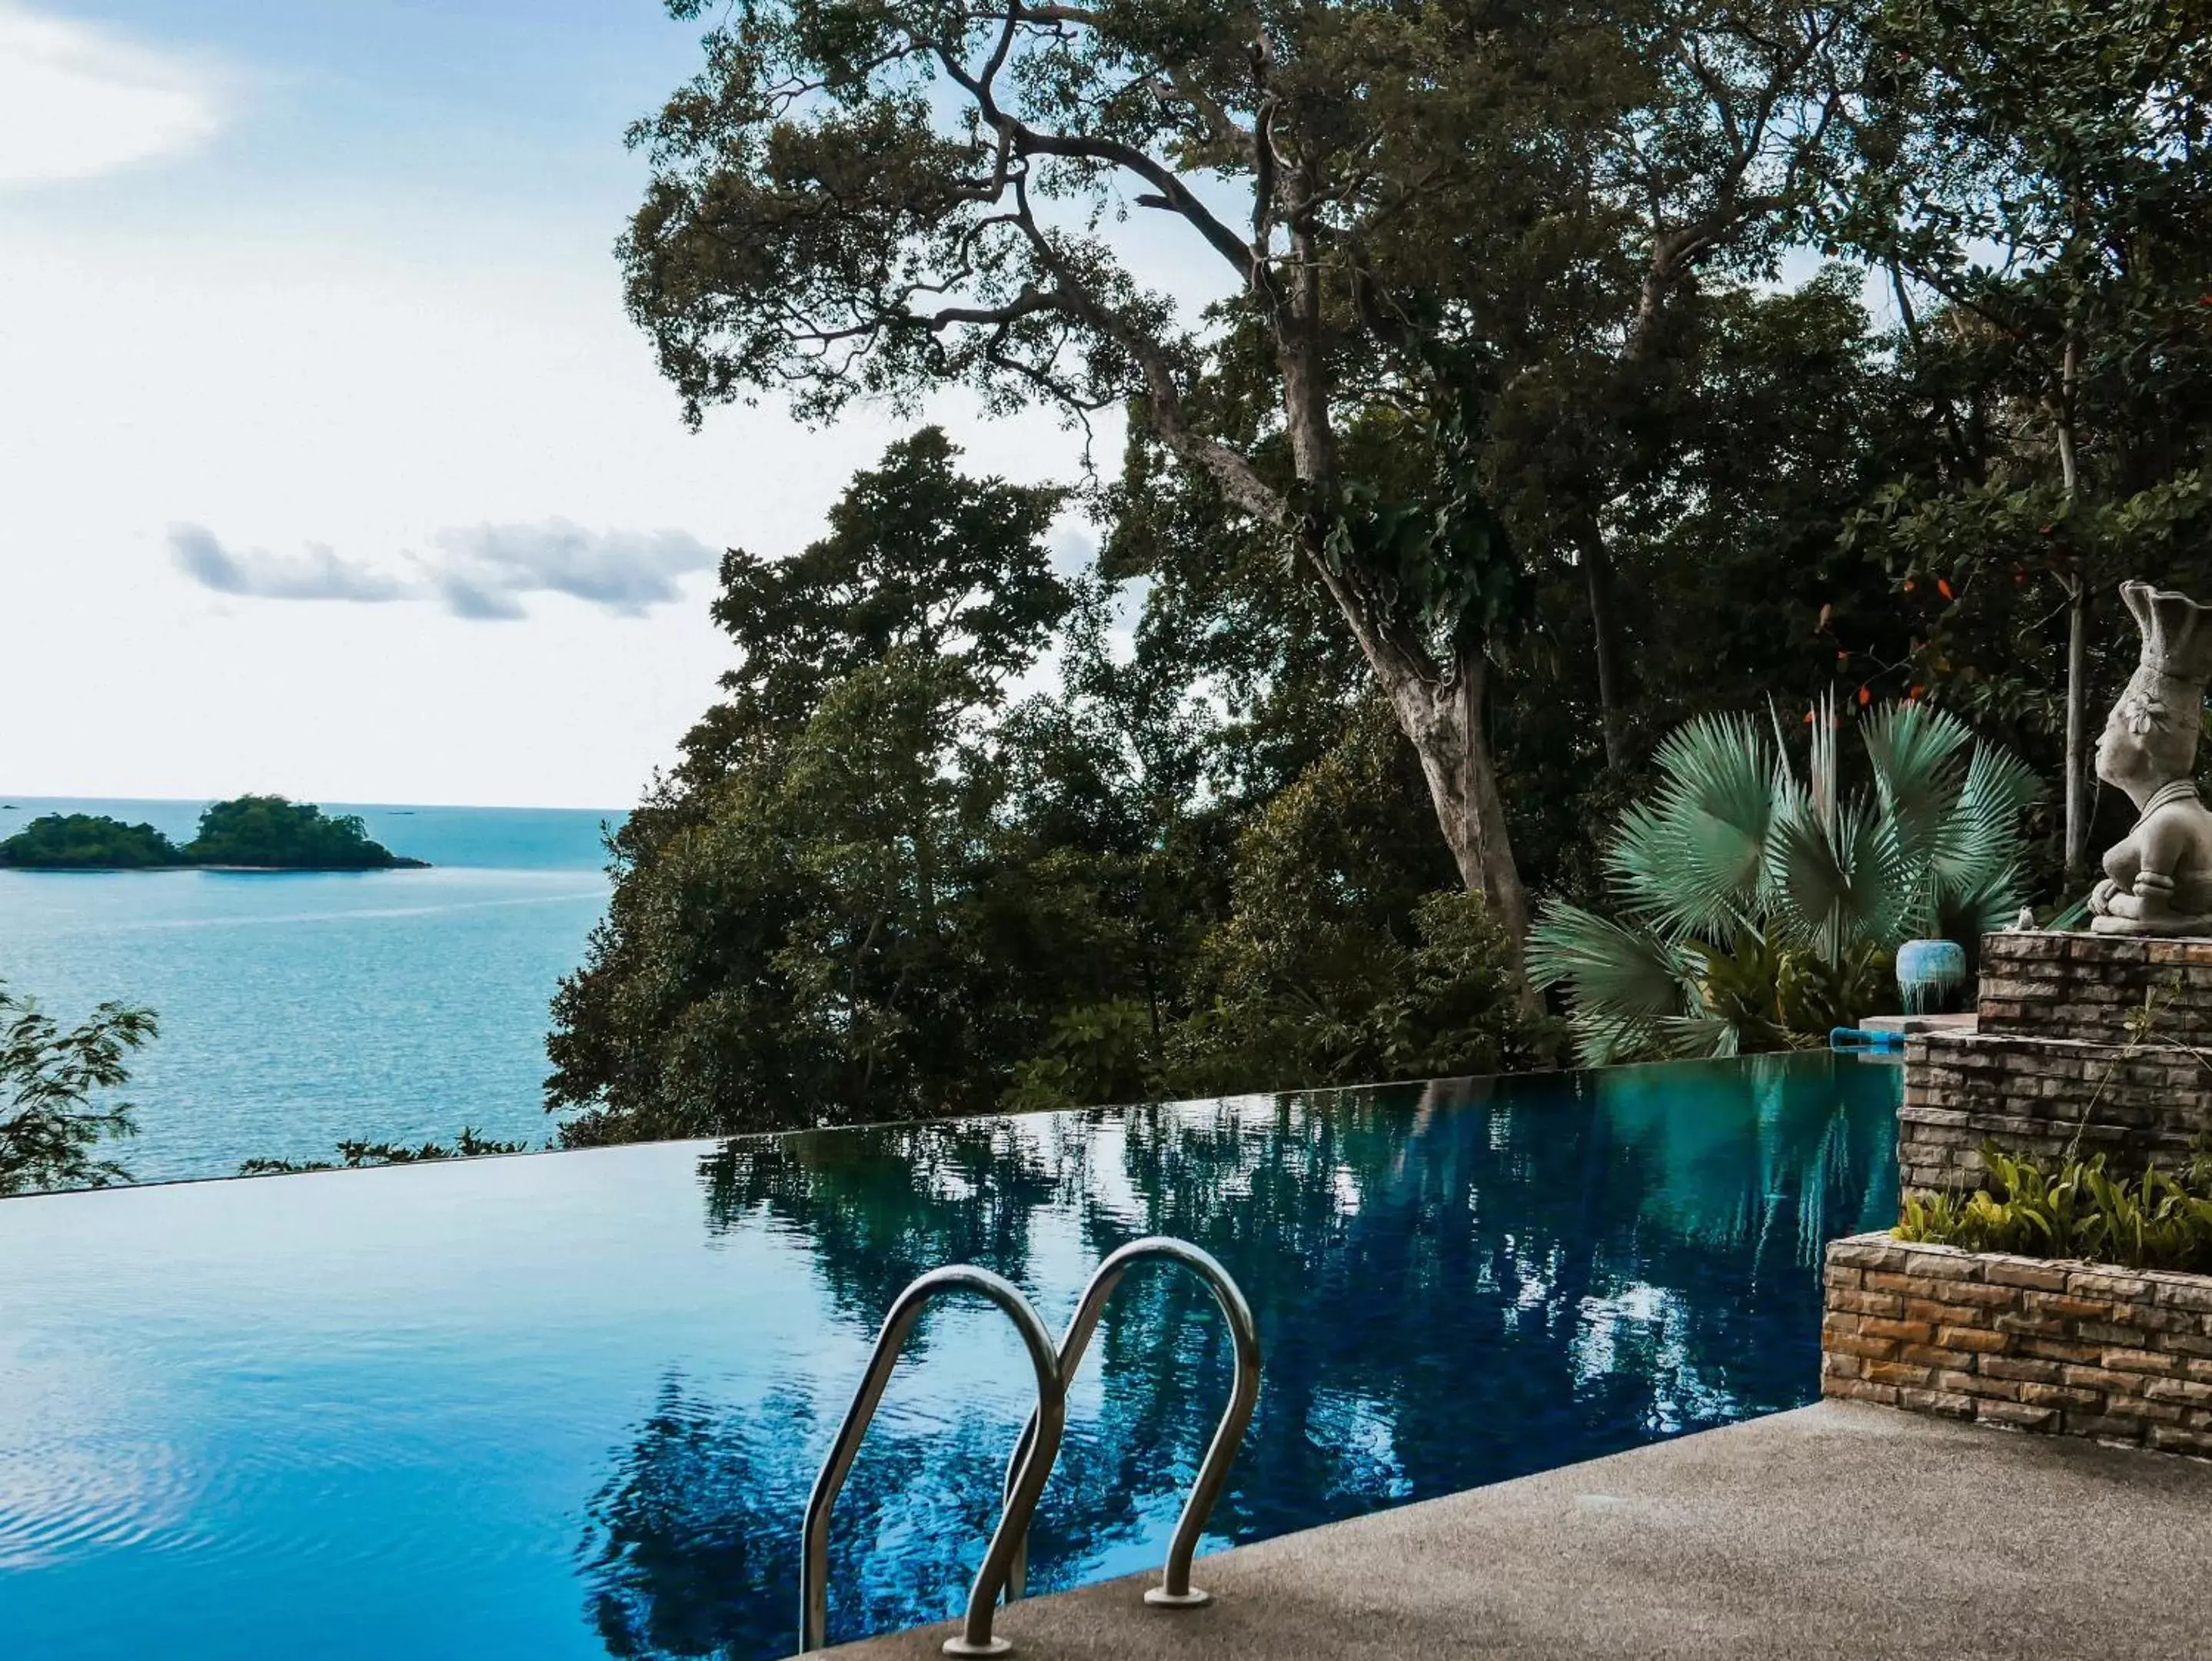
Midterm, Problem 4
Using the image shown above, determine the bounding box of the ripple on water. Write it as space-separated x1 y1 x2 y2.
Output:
0 1432 199 1569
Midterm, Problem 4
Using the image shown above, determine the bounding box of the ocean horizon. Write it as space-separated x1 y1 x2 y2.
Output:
0 797 627 1186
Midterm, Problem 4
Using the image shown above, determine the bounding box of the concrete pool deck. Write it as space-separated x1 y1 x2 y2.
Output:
821 1400 2212 1659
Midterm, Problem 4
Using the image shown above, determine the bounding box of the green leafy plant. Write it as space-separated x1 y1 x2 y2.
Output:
1897 1141 2212 1273
238 1126 528 1177
1528 697 2039 1064
1 980 158 1197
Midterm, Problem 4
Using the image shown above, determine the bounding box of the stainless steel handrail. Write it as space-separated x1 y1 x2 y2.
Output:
1000 1237 1261 1609
799 1265 1066 1658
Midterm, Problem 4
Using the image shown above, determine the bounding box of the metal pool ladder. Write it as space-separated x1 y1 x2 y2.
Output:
796 1237 1262 1657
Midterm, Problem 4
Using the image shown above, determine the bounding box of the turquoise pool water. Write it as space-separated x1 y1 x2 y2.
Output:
0 1054 1897 1659
0 798 617 1177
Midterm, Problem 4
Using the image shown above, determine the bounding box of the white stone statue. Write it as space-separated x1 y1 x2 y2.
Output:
2089 581 2212 935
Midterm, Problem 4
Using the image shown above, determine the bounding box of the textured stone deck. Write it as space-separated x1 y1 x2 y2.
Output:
819 1400 2212 1660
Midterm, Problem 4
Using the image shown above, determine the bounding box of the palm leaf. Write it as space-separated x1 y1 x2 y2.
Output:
1528 899 1701 1066
1862 701 1973 877
1608 714 1776 937
1926 741 2043 915
1765 784 1908 964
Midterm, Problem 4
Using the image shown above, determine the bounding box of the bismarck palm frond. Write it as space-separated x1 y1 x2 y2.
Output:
1608 714 1775 937
1528 900 1699 1065
1538 698 2037 1060
1765 784 1908 965
1863 701 1974 876
1927 741 2043 916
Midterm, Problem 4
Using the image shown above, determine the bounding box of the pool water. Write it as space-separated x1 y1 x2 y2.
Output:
0 1054 1897 1660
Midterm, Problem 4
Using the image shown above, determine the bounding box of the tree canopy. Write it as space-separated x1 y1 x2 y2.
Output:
183 796 424 869
555 0 2212 1140
0 814 182 869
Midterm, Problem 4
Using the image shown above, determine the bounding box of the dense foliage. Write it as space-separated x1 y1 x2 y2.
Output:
1529 700 2039 1063
0 813 183 868
547 432 1546 1143
183 796 422 869
1898 1140 2212 1272
0 799 424 870
0 980 158 1197
546 0 2212 1140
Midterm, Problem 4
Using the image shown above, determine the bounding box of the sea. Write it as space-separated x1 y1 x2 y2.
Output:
0 798 620 1184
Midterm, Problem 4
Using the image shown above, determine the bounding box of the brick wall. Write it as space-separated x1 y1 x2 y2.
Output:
1977 930 2212 1046
1822 1233 2212 1456
1898 1030 2212 1196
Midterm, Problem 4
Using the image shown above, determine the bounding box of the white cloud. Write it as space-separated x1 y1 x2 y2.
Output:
0 4 221 189
169 524 408 603
167 520 720 621
428 521 718 619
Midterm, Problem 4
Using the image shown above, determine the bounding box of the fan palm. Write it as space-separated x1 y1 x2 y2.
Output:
1528 697 2041 1066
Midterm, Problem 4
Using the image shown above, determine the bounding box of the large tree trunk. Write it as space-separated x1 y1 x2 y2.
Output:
1405 657 1532 937
1572 513 1629 770
1382 651 1537 997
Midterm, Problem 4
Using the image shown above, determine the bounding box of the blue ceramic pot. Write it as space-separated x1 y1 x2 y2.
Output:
1896 937 1969 1016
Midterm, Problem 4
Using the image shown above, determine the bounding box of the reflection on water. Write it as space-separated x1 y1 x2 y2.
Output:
585 1054 1896 1655
0 1055 1891 1660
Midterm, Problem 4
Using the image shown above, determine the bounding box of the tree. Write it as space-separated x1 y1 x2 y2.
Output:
0 813 182 869
1165 701 1552 1094
547 430 1079 1139
621 0 1552 952
1421 0 1857 768
0 981 158 1197
183 795 422 868
1824 0 2212 874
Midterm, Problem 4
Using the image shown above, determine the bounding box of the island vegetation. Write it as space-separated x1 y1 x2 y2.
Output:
0 814 181 869
238 1128 531 1177
0 796 425 871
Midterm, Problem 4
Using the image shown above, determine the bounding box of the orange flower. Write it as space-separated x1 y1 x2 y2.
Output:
1909 684 1927 701
1903 578 1918 593
1858 684 1872 706
1937 578 1954 600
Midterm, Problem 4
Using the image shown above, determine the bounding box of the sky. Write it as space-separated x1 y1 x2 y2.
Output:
0 2 1132 809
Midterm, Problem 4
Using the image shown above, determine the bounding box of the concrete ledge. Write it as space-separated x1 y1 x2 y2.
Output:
1861 1013 1977 1037
818 1400 2212 1659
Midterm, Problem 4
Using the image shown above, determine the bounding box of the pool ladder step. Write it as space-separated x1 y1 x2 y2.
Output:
797 1237 1262 1656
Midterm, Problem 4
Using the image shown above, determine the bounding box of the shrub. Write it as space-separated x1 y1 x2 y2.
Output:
1895 1140 2212 1273
1529 697 2038 1064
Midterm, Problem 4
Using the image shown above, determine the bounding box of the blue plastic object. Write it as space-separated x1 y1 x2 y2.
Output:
1831 1025 1904 1053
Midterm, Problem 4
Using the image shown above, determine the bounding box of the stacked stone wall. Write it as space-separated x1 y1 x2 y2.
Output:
1895 930 2212 1195
1823 1233 2212 1456
1977 930 2212 1046
1899 1031 2212 1195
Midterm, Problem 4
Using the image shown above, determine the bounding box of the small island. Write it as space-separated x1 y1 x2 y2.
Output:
0 796 428 871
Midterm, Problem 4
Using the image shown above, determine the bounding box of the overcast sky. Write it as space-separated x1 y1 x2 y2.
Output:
0 1 1144 808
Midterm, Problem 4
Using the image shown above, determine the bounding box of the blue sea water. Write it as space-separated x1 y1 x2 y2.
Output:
0 798 619 1180
0 1054 1899 1661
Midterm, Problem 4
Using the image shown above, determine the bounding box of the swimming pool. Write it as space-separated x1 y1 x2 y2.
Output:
0 1053 1896 1659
